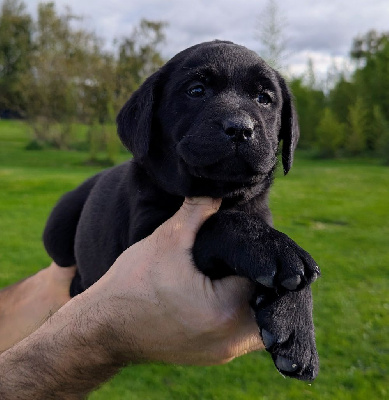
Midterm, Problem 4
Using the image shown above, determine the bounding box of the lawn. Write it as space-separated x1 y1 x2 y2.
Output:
0 120 388 399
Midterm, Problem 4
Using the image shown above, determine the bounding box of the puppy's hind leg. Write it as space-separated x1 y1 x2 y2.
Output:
43 174 101 268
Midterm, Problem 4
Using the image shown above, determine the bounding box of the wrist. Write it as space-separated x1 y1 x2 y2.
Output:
85 273 147 365
67 289 127 368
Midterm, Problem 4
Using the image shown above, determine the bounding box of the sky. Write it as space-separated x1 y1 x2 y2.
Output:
23 0 389 80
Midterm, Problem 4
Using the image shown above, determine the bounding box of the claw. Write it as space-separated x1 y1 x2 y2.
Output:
256 275 274 287
261 329 276 349
255 295 265 306
275 356 299 373
281 275 301 290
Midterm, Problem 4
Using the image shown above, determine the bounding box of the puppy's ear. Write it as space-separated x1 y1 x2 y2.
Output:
277 74 300 175
116 71 161 160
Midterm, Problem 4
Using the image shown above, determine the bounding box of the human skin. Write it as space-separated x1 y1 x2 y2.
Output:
0 262 76 352
0 197 263 399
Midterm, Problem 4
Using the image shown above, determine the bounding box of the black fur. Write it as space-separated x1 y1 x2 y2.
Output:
43 41 320 380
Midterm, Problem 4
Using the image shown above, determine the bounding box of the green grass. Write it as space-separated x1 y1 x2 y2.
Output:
1 120 388 399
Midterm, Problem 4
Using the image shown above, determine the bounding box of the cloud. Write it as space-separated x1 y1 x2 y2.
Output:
23 0 389 74
287 0 389 55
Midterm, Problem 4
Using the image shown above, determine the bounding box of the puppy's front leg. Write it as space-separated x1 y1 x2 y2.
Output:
192 210 320 380
193 210 319 290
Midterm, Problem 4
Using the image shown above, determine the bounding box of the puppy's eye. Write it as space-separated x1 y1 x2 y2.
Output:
257 93 272 105
187 85 205 98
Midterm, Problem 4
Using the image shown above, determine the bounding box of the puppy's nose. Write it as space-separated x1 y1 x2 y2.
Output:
223 118 254 142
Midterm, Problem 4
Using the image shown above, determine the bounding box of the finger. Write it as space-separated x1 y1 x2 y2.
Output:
181 197 222 231
161 197 222 247
48 262 77 280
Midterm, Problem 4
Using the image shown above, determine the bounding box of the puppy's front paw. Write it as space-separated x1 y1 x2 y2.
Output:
253 228 320 292
253 286 319 381
193 211 320 292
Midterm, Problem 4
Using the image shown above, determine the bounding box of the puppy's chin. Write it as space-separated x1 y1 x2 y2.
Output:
181 174 272 201
144 147 276 201
188 161 258 183
176 137 277 185
184 175 259 198
180 160 275 200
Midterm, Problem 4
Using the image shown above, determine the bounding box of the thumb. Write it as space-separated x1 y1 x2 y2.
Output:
180 197 222 239
160 197 222 248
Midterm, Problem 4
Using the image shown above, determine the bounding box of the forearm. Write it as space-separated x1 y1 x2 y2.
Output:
0 289 124 400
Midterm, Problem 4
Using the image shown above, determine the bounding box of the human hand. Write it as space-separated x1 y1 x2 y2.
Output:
87 197 264 365
0 198 264 399
0 262 76 352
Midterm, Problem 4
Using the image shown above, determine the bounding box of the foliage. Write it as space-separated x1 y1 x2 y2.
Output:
351 29 389 62
353 33 389 122
366 105 389 153
1 1 389 165
254 7 389 163
315 108 345 158
256 0 288 71
86 121 121 166
0 0 32 115
328 76 357 125
289 29 389 163
0 1 166 157
344 97 367 156
374 108 389 165
289 77 326 148
115 19 166 108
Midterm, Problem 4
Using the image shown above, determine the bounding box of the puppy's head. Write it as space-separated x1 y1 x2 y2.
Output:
117 41 299 199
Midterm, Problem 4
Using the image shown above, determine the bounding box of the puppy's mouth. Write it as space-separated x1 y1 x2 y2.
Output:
177 133 276 176
176 133 277 193
184 157 263 185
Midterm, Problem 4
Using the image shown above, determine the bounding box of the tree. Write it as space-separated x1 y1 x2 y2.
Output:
315 108 346 158
289 76 326 148
115 19 166 108
369 105 389 158
328 76 356 125
0 0 32 116
255 0 288 71
26 2 105 148
352 33 389 122
375 113 389 165
345 97 368 156
80 52 116 125
311 30 389 160
83 19 166 164
351 30 389 62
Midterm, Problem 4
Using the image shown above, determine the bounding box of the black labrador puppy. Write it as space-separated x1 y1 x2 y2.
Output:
44 41 320 380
